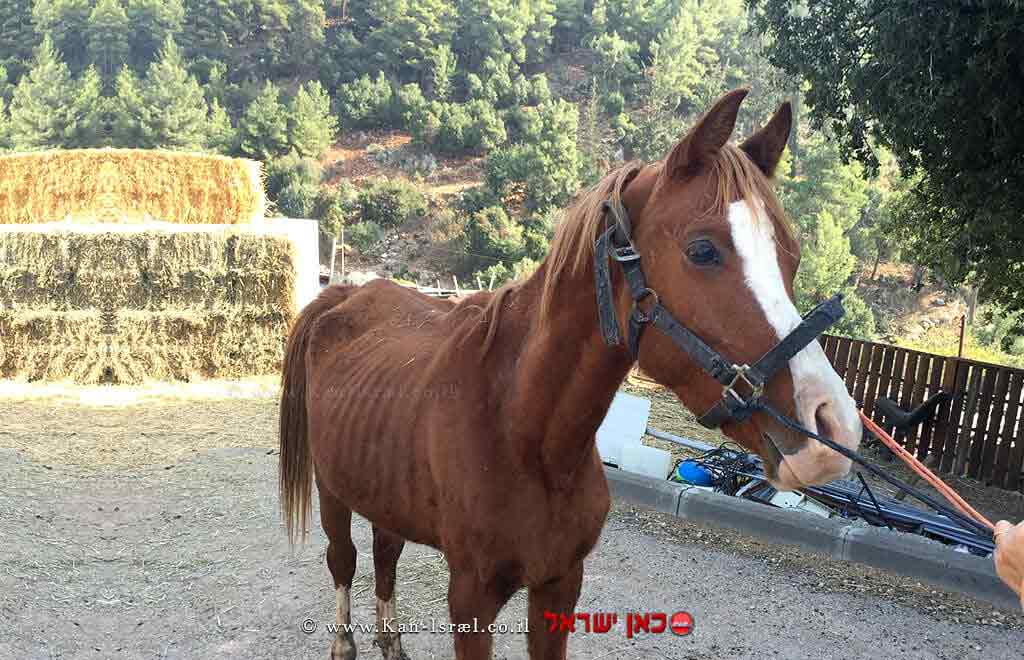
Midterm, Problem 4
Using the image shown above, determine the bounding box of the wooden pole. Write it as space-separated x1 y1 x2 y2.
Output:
327 237 337 284
488 272 496 290
453 274 460 296
339 224 346 282
958 314 966 358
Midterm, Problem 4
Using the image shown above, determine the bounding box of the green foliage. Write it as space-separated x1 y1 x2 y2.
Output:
275 180 319 218
33 0 92 71
346 221 385 252
205 98 235 153
238 81 289 160
417 100 508 156
336 72 394 130
467 205 526 267
125 0 185 69
750 0 1024 314
8 36 104 150
0 0 36 81
356 178 428 229
453 0 531 71
313 184 355 239
264 152 322 199
357 0 456 86
287 81 336 158
86 0 130 79
484 100 581 211
111 36 209 150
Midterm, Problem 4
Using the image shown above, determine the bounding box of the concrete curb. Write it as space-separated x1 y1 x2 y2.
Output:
604 466 1019 610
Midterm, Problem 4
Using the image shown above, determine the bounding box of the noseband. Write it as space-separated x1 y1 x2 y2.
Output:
593 193 845 429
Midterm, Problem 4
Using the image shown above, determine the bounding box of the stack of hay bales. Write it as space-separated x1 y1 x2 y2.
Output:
0 149 306 384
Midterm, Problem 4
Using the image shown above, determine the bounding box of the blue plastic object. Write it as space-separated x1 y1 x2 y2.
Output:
675 459 714 486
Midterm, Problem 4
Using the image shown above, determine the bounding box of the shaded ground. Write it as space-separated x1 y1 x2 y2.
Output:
3 389 1024 659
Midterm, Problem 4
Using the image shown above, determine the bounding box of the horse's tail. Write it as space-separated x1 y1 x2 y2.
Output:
279 285 351 545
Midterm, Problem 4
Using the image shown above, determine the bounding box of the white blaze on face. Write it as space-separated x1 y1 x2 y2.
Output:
725 199 861 487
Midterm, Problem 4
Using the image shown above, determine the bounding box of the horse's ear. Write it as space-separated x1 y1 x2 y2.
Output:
664 88 748 180
740 101 792 177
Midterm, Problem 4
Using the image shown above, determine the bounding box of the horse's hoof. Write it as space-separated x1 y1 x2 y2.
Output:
331 632 358 660
373 635 409 660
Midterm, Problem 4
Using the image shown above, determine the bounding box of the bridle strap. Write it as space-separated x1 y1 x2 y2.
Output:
593 192 845 429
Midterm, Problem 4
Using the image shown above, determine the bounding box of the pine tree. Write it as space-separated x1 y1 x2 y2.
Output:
110 65 144 145
125 0 185 70
86 0 130 79
118 36 209 149
65 65 106 147
0 0 36 81
8 36 82 149
32 0 92 72
287 81 336 158
238 81 289 160
0 95 10 149
205 98 236 154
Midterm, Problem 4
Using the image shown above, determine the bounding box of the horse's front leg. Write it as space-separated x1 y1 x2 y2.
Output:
447 568 517 660
527 562 584 660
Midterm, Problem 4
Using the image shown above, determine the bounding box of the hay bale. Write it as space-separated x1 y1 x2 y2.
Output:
0 228 296 312
0 149 265 225
0 226 297 384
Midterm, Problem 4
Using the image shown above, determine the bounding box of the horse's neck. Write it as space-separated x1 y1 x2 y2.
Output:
507 262 633 487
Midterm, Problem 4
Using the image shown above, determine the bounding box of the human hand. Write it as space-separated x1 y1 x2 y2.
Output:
994 520 1024 609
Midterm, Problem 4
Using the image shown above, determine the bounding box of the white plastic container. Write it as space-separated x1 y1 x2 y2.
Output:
595 392 651 466
619 443 673 480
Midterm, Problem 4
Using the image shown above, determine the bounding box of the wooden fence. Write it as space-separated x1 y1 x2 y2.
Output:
821 335 1024 492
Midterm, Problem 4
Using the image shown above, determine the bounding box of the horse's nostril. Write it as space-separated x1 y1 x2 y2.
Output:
815 402 839 442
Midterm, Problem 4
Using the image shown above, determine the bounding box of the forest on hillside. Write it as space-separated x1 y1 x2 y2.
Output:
1 1 1022 363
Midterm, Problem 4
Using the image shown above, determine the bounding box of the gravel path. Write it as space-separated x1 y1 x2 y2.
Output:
2 446 1023 660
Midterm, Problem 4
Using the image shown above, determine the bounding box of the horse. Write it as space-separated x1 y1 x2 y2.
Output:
279 88 863 660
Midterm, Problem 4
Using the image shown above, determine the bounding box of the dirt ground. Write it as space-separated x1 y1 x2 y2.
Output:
3 387 1024 660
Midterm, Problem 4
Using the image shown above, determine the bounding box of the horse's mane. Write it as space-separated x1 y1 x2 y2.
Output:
540 144 792 317
474 143 792 358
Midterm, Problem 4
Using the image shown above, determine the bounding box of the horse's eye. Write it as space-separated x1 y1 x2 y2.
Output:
686 240 720 266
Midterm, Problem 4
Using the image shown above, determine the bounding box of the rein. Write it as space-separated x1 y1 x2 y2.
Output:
593 193 995 541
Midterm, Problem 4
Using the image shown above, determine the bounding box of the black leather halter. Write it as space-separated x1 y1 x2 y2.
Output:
593 195 845 429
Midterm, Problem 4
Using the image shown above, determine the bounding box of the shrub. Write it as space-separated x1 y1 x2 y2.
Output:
337 72 394 129
346 221 385 252
528 74 551 105
430 101 508 155
356 178 428 229
434 103 474 154
603 91 625 117
313 183 356 239
465 100 507 152
395 83 429 126
275 181 320 218
467 205 526 266
265 152 322 199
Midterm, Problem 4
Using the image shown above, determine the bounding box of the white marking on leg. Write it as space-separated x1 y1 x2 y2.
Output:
332 587 356 660
376 596 404 660
336 586 351 626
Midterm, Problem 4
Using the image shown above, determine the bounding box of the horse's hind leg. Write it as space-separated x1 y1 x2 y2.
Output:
321 488 358 660
372 526 410 660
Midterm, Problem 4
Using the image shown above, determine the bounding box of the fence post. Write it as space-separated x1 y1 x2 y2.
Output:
932 357 961 472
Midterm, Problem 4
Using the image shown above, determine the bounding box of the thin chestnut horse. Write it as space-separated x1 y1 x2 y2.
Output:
279 89 862 660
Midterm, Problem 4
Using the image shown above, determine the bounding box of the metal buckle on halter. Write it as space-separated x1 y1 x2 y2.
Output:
723 364 764 406
630 288 659 323
611 244 641 262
